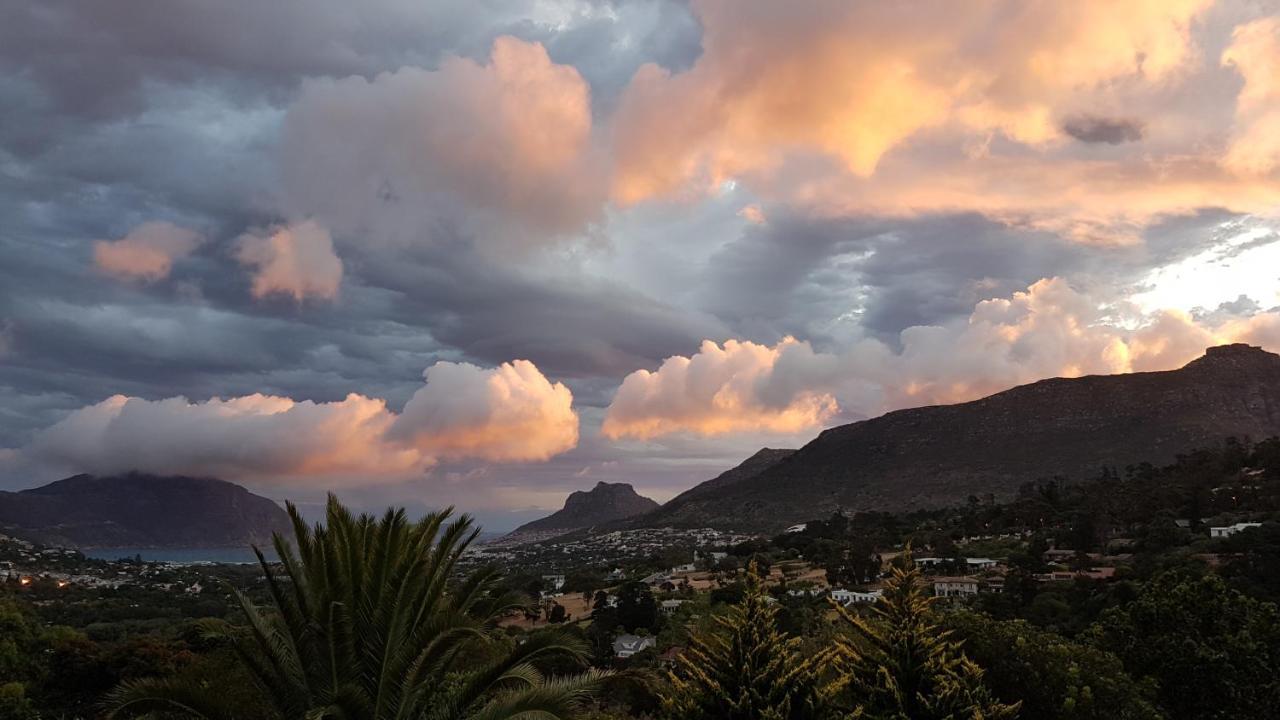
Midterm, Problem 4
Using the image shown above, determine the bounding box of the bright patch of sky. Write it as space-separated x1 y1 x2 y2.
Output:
1132 220 1280 314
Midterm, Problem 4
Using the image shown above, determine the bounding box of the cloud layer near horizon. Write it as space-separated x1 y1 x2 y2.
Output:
604 278 1280 440
26 359 578 484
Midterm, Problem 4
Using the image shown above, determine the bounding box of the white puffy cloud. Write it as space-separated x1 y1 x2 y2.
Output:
26 359 578 483
279 35 604 252
602 338 838 439
93 221 203 282
236 220 343 301
603 278 1280 440
390 359 579 462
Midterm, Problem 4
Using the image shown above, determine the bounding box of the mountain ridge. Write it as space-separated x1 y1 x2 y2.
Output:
507 481 659 540
634 344 1280 533
0 472 291 548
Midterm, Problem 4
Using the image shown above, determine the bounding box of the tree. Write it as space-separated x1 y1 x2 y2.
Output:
661 562 838 720
614 581 659 633
1086 570 1280 720
107 495 606 720
945 610 1160 720
549 604 568 624
832 555 1020 720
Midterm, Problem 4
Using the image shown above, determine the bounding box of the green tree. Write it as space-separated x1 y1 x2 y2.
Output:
945 610 1161 720
661 562 838 720
1086 570 1280 720
832 557 1020 720
107 495 606 720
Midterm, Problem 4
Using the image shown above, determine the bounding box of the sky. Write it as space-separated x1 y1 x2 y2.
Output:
1 0 1279 531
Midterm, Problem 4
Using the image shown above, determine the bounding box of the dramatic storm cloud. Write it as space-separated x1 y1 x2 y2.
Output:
1 0 1278 527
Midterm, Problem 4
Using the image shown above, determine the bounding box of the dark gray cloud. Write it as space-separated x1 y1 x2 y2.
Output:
1061 115 1146 144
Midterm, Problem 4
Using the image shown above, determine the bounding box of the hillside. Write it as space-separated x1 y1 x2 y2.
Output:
0 473 291 548
642 344 1280 533
507 482 659 540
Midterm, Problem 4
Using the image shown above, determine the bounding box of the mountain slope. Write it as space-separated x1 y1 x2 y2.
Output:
510 482 659 538
645 344 1280 533
0 473 291 548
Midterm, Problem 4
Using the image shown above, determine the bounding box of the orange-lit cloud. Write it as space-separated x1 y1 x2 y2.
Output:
236 220 343 301
611 0 1279 243
1222 16 1280 176
603 278 1279 440
281 36 603 251
93 221 203 282
602 337 838 439
27 359 578 483
391 359 578 462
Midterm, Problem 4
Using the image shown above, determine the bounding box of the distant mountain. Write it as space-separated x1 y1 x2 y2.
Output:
639 344 1280 533
508 482 659 539
0 473 291 548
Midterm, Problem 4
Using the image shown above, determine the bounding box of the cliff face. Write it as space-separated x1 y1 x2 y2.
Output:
641 344 1280 533
511 482 660 537
0 473 291 548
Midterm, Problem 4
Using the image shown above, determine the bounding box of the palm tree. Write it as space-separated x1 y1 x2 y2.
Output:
661 561 841 720
107 495 606 720
832 552 1019 720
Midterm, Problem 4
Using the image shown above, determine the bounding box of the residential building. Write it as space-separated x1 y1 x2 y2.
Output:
933 577 979 597
612 634 656 659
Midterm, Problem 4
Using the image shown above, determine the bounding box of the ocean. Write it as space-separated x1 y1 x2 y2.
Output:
82 547 278 564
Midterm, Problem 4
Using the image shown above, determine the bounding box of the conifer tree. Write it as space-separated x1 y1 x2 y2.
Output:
833 553 1020 720
661 561 839 720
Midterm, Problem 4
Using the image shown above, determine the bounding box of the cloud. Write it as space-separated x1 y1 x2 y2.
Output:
24 359 577 483
390 359 578 462
1061 115 1146 144
93 221 203 282
236 220 343 301
610 0 1280 242
1221 16 1280 176
279 35 604 252
602 338 838 440
603 277 1280 440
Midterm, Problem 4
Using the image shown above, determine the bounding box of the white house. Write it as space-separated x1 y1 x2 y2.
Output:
542 574 566 591
612 634 657 659
965 558 998 570
785 524 808 534
829 589 883 606
933 577 979 598
669 563 697 574
1210 522 1263 538
660 599 687 614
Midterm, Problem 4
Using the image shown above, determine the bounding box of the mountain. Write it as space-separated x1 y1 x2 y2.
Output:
632 448 795 528
641 344 1280 533
0 473 291 548
508 482 659 539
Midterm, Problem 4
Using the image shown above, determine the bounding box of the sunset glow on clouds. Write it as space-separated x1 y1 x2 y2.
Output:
27 360 577 484
604 278 1280 440
94 222 204 282
0 0 1278 524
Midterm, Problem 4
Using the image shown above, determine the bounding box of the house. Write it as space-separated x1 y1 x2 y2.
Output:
830 589 882 606
669 563 696 574
542 574 566 591
660 599 687 614
933 577 979 597
641 572 669 586
607 568 626 580
612 634 656 659
965 558 998 570
1209 522 1263 538
785 524 808 534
